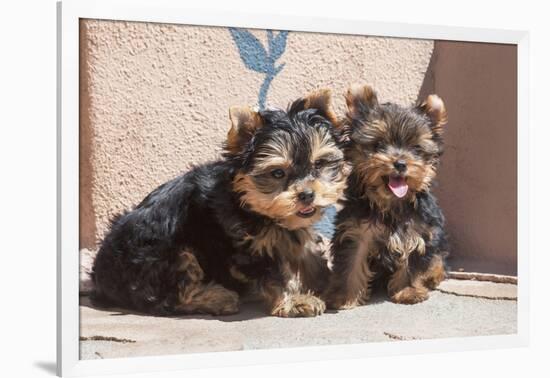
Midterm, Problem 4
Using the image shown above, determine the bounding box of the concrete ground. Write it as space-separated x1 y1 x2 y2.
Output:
79 279 517 360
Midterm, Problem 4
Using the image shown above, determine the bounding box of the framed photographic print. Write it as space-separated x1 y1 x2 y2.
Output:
57 0 529 376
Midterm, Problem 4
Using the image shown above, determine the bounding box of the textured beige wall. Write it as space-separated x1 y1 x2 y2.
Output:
79 19 434 248
418 41 517 275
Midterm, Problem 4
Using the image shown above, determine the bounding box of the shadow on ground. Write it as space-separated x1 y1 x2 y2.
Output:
33 362 56 375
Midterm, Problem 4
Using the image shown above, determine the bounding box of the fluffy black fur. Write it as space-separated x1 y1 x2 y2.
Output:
92 91 348 317
92 161 263 315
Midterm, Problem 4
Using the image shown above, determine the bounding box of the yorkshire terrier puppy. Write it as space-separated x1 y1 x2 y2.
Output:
325 84 449 308
91 90 350 317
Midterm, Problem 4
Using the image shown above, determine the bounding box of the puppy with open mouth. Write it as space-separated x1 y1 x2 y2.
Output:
325 84 450 308
91 89 350 317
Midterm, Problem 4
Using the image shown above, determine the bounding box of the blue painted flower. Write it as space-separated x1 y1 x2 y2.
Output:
229 28 289 109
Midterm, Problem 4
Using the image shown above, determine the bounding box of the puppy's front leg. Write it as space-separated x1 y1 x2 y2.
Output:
260 266 325 318
388 253 446 305
324 222 375 309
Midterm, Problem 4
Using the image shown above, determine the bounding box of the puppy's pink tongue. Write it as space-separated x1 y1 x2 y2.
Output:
388 176 408 198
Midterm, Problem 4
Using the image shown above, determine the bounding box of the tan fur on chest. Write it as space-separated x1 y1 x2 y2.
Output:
386 226 426 259
339 219 428 260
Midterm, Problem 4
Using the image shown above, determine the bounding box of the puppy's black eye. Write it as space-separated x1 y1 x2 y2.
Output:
314 159 326 169
271 169 286 179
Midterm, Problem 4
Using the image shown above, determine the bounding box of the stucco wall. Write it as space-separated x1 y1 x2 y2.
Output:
418 41 518 275
79 19 434 247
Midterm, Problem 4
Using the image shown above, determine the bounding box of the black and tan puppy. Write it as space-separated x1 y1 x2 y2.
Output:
91 90 350 317
325 84 449 308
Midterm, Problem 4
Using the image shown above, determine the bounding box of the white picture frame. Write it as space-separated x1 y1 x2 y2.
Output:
57 0 530 376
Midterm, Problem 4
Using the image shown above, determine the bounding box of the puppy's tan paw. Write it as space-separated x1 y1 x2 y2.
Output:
325 295 356 310
390 286 429 304
211 287 240 315
325 290 370 310
177 283 240 316
272 294 326 317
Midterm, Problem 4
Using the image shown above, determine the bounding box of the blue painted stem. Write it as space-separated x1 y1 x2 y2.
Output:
258 73 274 110
258 64 285 110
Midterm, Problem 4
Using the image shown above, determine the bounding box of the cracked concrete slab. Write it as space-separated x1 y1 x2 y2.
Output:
79 279 517 360
437 279 517 300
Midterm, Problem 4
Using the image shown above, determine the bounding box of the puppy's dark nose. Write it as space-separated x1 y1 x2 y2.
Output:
394 160 407 173
298 190 315 205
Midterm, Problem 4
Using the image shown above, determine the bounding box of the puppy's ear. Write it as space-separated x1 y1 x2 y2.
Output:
303 88 338 125
288 88 338 125
226 106 263 155
345 84 379 120
417 94 447 136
